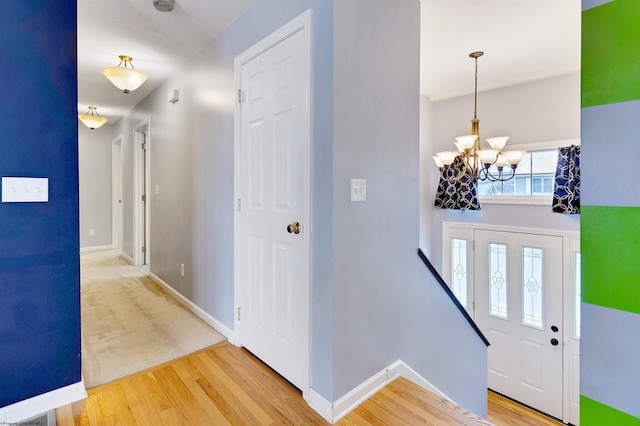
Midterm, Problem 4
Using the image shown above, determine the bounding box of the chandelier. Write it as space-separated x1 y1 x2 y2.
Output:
102 55 148 93
78 106 108 129
433 52 525 182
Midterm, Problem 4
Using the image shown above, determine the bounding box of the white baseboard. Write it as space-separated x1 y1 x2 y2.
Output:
308 360 452 424
148 272 235 344
0 381 86 423
306 388 333 423
121 252 134 265
80 244 113 253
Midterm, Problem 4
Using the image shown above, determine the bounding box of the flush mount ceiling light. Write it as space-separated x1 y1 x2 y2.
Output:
433 52 525 182
102 55 148 93
78 106 108 130
153 0 175 12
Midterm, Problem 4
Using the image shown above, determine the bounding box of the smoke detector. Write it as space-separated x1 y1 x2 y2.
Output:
153 0 175 12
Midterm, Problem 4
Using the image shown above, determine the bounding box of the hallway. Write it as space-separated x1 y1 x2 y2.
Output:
80 250 226 388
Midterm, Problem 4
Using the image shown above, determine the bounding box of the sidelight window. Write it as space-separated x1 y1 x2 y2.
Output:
451 238 468 307
489 242 508 319
522 246 544 329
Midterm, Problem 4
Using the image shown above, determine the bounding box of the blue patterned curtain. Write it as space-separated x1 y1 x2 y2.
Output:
552 145 580 214
434 156 481 210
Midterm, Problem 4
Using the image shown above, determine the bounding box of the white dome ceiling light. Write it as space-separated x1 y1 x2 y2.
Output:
153 0 175 12
102 55 148 94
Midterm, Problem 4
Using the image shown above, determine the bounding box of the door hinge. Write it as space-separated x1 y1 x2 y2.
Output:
142 142 147 150
237 89 242 103
237 307 241 321
237 198 242 212
142 194 146 202
142 246 146 253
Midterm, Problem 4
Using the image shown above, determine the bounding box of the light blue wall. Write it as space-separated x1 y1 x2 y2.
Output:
112 0 488 415
332 1 486 415
79 124 113 249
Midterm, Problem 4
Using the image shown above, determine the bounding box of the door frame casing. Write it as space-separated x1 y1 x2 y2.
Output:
133 118 151 266
442 221 580 422
233 9 312 398
111 135 123 250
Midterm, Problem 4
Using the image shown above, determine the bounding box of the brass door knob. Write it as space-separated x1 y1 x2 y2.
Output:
287 221 301 234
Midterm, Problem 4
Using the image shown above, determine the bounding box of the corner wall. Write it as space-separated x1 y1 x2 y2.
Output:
332 0 487 416
581 0 640 422
0 0 81 410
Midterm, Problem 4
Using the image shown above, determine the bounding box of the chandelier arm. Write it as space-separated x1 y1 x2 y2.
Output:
480 165 518 182
497 166 519 182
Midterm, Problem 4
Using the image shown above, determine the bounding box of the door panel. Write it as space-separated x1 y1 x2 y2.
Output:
475 230 563 419
237 27 308 390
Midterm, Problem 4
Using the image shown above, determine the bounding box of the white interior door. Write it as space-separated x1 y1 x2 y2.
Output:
235 15 310 391
475 230 563 419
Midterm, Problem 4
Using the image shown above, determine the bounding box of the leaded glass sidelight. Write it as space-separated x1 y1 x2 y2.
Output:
522 246 544 329
489 243 508 319
451 238 468 307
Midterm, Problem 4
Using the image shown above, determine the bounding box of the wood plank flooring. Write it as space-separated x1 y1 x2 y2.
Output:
57 342 563 425
487 392 563 426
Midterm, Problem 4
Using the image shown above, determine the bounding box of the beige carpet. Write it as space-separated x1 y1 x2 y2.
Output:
81 250 226 388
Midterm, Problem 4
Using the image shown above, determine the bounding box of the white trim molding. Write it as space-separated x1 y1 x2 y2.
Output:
80 244 114 253
306 360 453 424
148 273 235 344
0 382 86 423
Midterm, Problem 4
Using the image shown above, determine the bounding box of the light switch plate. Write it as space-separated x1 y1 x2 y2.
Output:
2 177 49 203
350 178 366 202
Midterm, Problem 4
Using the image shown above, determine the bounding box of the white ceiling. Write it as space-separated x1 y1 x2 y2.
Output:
77 0 255 123
421 0 581 101
77 0 581 123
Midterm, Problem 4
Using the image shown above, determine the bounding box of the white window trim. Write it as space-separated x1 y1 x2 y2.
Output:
478 138 580 206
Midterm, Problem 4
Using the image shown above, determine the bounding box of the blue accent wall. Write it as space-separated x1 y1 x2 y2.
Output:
0 0 80 408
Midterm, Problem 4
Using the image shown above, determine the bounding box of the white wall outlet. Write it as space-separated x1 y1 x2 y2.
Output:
350 178 366 202
89 229 95 237
180 263 185 277
2 177 49 202
155 184 159 196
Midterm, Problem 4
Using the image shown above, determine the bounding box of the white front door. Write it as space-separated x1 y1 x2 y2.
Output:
235 14 310 391
475 230 563 419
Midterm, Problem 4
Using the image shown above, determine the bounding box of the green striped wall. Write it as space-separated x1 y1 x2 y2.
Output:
581 0 640 423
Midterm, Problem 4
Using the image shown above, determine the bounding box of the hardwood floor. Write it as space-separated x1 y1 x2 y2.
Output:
57 342 563 425
488 392 563 426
